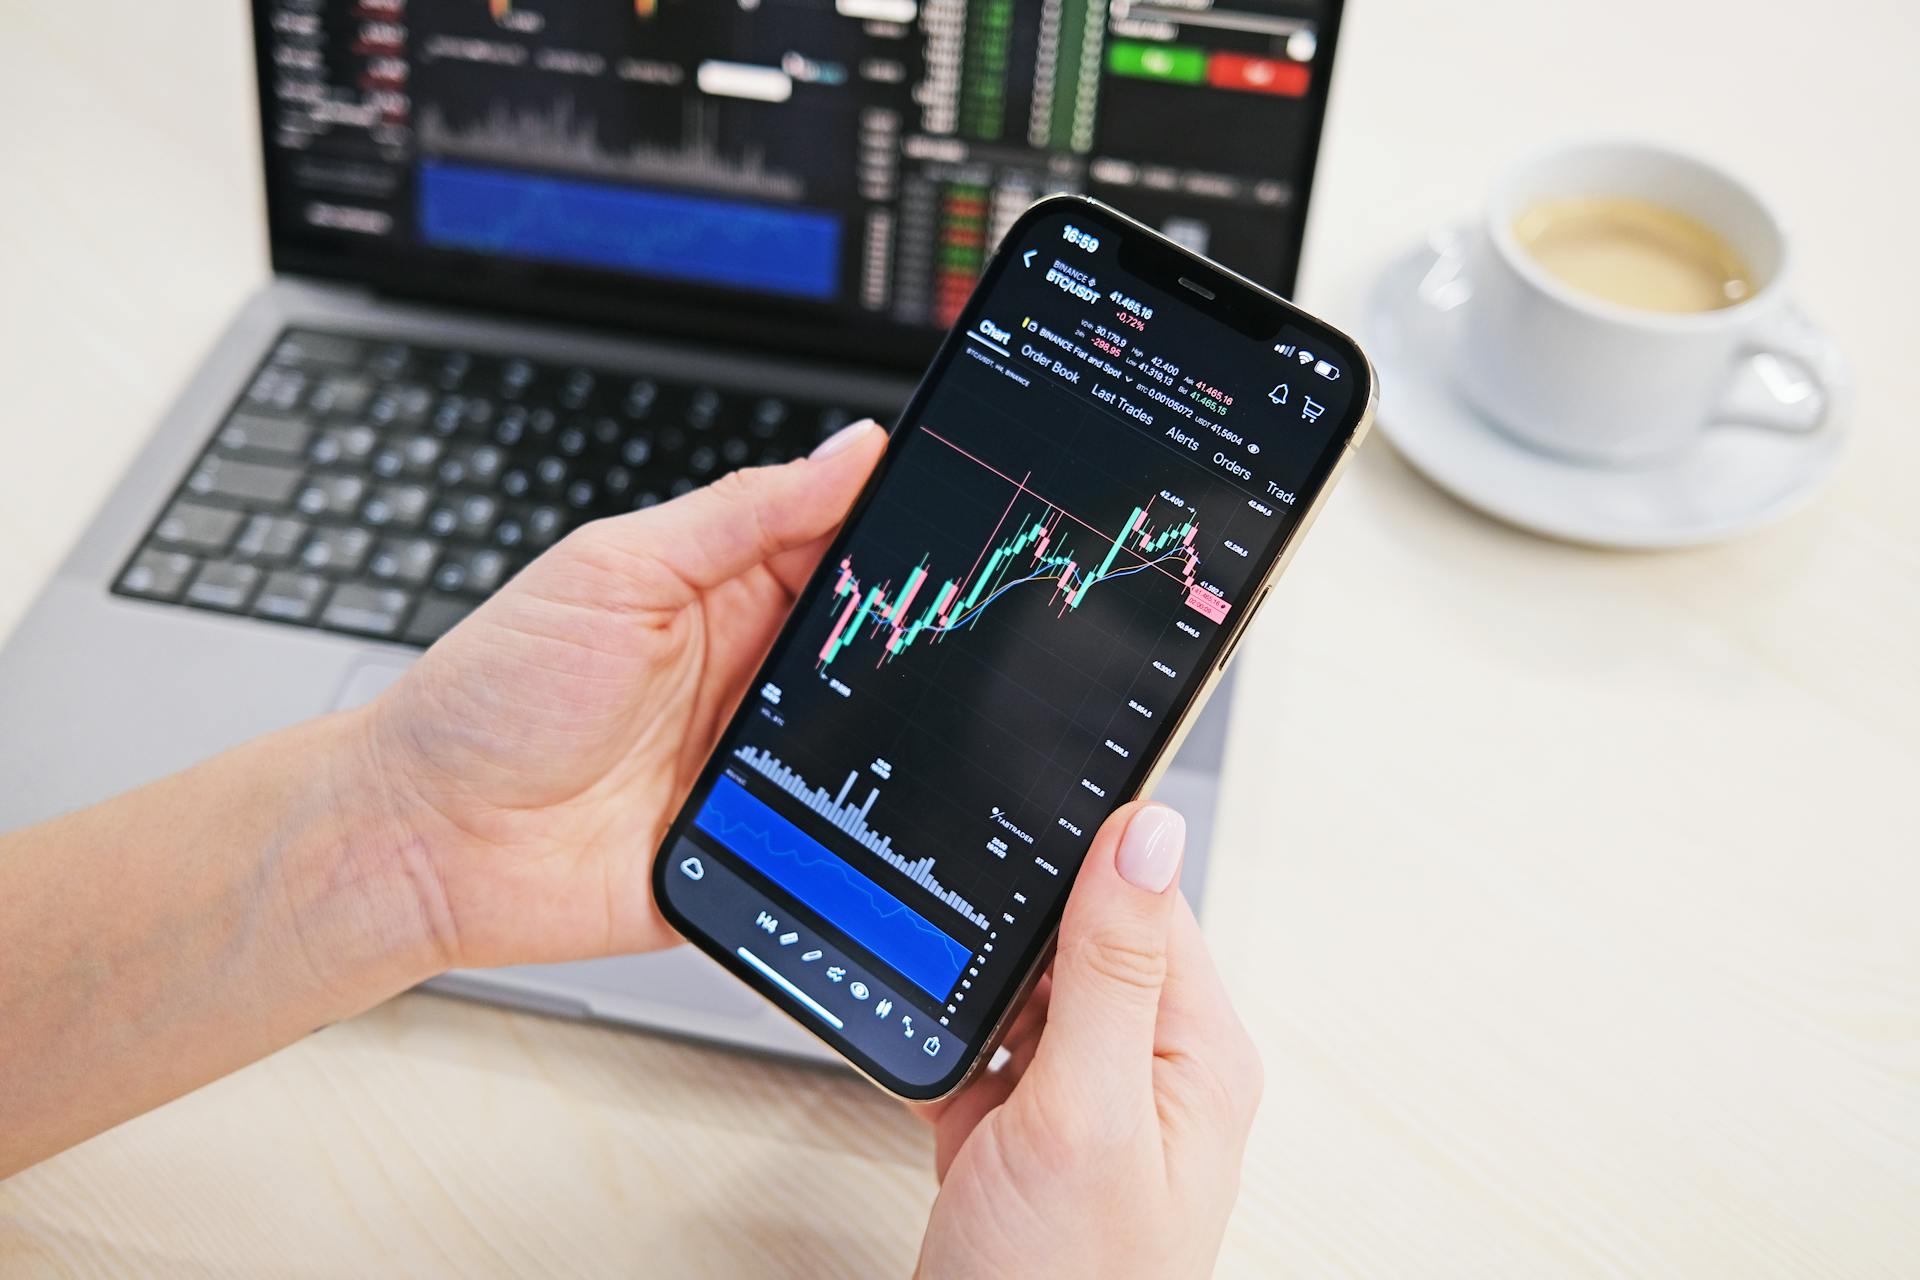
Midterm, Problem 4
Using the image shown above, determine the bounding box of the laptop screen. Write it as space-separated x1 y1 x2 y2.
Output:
255 0 1342 367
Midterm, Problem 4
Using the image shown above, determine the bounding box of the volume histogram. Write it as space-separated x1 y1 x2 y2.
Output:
418 99 805 201
734 745 992 930
694 776 971 998
817 426 1229 670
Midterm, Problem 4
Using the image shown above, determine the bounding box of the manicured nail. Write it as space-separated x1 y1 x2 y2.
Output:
811 418 879 460
1115 805 1184 893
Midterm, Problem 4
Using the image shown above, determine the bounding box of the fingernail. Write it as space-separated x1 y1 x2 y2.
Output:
811 418 879 460
1115 805 1185 893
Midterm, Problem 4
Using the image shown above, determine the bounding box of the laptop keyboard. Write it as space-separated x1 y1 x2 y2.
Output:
113 328 892 647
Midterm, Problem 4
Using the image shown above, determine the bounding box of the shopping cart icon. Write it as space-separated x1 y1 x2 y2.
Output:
1301 396 1325 423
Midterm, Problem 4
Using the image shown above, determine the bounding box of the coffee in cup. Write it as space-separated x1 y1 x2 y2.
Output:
1511 196 1756 315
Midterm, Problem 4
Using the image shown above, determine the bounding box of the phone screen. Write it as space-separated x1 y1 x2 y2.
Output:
656 199 1368 1097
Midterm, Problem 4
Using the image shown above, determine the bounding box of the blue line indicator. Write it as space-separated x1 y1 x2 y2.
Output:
417 161 841 300
695 777 969 998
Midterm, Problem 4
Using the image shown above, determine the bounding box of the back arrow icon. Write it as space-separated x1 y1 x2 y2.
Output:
1023 249 1037 268
679 857 704 880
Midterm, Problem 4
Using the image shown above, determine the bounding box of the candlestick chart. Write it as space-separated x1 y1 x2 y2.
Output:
817 425 1230 672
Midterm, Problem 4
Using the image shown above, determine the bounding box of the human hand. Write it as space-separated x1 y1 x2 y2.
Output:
357 420 887 970
914 801 1263 1280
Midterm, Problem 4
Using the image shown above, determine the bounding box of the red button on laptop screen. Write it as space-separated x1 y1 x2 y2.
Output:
1205 53 1310 97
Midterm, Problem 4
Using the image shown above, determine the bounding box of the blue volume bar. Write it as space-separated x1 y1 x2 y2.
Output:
695 776 970 998
417 161 841 300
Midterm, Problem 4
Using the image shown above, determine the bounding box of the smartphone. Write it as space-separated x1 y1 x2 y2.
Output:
653 195 1375 1100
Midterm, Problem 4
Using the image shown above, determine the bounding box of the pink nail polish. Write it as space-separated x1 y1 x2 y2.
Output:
1115 805 1184 893
811 418 877 460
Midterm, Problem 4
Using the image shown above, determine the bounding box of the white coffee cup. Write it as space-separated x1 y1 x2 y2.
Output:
1457 140 1839 466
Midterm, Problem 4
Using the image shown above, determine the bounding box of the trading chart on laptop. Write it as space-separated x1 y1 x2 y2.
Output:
260 0 1333 327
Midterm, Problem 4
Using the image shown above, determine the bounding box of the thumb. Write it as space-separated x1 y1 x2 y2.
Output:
1029 801 1186 1114
617 417 885 592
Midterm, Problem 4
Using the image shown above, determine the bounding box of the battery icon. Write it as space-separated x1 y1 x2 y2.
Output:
1314 359 1341 381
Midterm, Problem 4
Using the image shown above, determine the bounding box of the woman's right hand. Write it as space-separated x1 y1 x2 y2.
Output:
914 801 1265 1279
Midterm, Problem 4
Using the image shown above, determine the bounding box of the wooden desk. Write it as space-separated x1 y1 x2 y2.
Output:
4 3 1916 1274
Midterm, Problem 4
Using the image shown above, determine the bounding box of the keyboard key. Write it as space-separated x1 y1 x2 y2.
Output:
154 501 245 554
688 387 721 429
456 493 499 538
751 397 789 435
275 332 366 368
493 406 528 446
300 526 373 575
309 374 373 417
403 592 477 645
219 413 313 458
320 584 413 638
246 366 305 409
369 536 439 586
560 369 595 409
363 483 431 529
527 506 564 547
187 456 304 506
311 423 378 466
371 385 431 429
434 547 512 595
119 549 198 601
431 395 468 437
474 550 517 593
367 342 412 379
234 513 309 563
185 561 262 612
447 443 504 486
400 435 443 474
624 378 658 417
501 359 535 397
296 473 367 518
436 351 473 391
253 571 330 623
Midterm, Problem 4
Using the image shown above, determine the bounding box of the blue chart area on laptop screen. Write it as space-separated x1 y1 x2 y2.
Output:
416 161 841 300
694 776 970 998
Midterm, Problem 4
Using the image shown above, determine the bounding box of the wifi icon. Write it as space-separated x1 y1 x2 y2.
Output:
1296 350 1315 365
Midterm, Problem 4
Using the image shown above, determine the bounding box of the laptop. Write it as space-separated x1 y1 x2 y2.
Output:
0 0 1344 1063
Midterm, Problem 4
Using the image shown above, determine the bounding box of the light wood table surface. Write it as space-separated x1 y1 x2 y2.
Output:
4 3 1917 1275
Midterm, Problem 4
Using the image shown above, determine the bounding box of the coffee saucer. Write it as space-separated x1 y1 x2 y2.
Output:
1362 228 1851 549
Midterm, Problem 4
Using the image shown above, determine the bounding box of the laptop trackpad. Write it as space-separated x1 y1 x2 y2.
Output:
330 655 414 711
